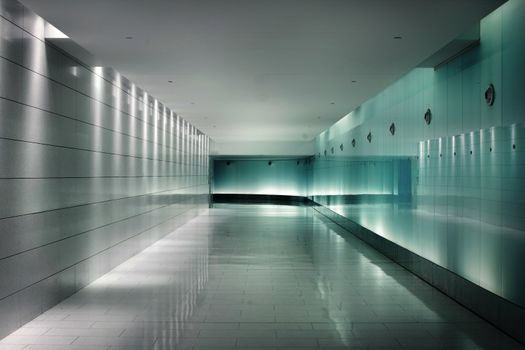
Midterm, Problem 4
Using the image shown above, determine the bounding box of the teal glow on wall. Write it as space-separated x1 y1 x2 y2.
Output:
311 0 525 307
213 159 308 197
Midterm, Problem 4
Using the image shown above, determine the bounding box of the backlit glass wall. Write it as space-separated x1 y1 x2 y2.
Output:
310 0 525 307
213 159 308 197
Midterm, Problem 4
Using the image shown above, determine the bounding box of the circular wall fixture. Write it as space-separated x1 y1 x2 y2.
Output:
351 138 356 148
485 83 495 106
424 109 432 125
268 161 272 166
389 122 396 135
226 161 231 166
367 132 372 143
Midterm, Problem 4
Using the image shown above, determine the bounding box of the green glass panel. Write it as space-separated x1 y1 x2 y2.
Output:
311 0 525 308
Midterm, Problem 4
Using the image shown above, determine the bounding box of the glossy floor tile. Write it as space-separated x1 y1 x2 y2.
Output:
1 204 523 349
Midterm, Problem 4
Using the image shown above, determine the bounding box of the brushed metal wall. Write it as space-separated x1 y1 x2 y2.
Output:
0 0 209 338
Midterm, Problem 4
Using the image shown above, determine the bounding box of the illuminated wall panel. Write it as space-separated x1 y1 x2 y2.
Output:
213 159 308 197
0 0 209 338
311 0 525 308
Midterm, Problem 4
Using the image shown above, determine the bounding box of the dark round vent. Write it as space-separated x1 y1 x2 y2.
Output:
485 83 495 106
424 108 432 125
389 122 396 135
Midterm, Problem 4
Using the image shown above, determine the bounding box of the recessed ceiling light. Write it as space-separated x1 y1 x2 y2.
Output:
125 36 133 40
393 36 402 39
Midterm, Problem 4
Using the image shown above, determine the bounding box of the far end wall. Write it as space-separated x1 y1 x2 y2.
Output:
213 158 308 197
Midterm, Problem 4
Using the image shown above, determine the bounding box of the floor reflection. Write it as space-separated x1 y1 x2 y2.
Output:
1 204 522 349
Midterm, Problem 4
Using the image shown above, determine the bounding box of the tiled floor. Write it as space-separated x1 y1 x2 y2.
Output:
1 204 523 350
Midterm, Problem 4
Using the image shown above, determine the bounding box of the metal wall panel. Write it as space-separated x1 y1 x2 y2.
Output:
0 0 209 339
